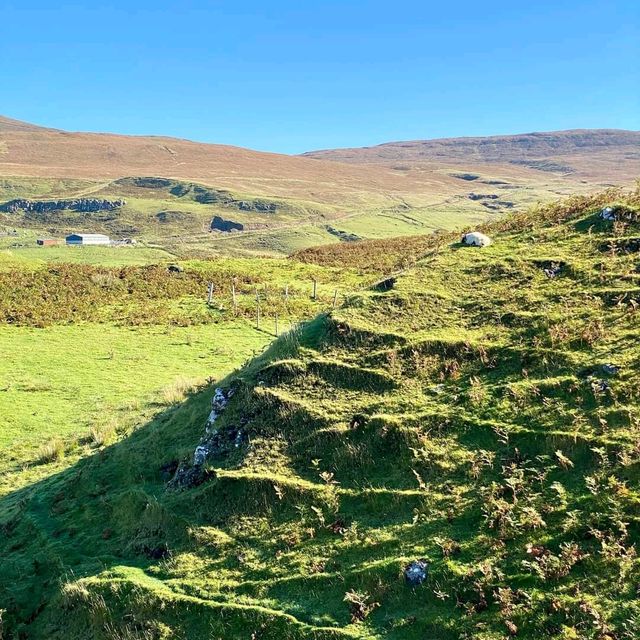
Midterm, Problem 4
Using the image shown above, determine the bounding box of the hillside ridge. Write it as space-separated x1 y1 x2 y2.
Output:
303 128 640 164
2 186 640 639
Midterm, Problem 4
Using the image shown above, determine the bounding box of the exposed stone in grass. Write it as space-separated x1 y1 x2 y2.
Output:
349 414 367 429
452 173 480 181
590 378 611 394
461 231 492 247
602 363 620 376
325 226 360 242
211 216 244 232
599 204 640 223
600 206 616 221
540 261 564 278
468 193 499 201
168 463 214 490
372 276 396 292
404 559 429 586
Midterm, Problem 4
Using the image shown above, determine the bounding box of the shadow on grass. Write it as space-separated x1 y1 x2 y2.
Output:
0 319 326 636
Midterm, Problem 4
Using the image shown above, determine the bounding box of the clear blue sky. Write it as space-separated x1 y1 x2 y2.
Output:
1 1 638 153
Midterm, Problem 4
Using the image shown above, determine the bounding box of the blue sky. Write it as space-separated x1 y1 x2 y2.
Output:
1 1 638 153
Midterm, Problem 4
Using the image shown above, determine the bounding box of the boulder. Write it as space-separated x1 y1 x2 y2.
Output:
461 231 492 247
404 560 429 586
600 206 616 221
211 216 244 232
602 363 620 376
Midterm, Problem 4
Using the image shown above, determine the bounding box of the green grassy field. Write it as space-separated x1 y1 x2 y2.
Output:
2 186 640 639
0 322 271 496
0 252 371 497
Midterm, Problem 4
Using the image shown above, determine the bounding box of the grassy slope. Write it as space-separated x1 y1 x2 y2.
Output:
0 323 271 496
3 188 640 639
0 254 368 491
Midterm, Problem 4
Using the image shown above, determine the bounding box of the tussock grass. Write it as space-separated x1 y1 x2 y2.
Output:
36 438 64 464
89 418 118 447
161 377 199 405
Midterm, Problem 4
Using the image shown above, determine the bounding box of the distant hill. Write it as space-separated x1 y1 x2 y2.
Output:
0 115 57 133
303 129 640 182
0 115 458 207
1 117 638 256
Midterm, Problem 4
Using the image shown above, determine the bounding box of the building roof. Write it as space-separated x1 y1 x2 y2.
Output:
66 233 110 239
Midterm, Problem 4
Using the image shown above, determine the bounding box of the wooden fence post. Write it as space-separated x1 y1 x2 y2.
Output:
207 283 214 306
231 281 238 315
284 284 289 302
332 289 338 309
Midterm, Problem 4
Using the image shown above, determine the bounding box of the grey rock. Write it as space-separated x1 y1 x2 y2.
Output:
0 198 125 214
405 560 429 586
211 216 244 232
602 363 620 376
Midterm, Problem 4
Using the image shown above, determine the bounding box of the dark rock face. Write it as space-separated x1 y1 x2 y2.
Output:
452 173 480 181
211 216 244 232
468 193 499 201
481 200 515 211
156 210 187 223
236 200 277 213
372 276 396 292
0 198 125 214
325 226 360 242
191 185 234 204
510 159 574 173
128 177 173 189
176 183 279 213
169 464 214 490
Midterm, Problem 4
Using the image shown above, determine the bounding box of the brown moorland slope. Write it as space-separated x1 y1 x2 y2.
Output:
2 118 637 209
0 116 465 209
303 128 640 183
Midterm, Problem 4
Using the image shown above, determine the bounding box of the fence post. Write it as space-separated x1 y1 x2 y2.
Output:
284 284 289 303
231 281 238 315
332 289 338 309
207 282 214 306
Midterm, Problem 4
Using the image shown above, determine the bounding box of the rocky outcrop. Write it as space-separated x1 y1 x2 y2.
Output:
325 226 360 242
482 200 514 211
211 216 244 232
468 193 499 201
0 198 125 214
452 173 480 181
236 200 277 212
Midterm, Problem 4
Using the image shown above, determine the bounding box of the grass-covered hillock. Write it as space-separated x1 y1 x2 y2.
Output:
2 186 640 639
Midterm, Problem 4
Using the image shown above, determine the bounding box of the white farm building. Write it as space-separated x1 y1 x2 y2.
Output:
65 233 111 246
